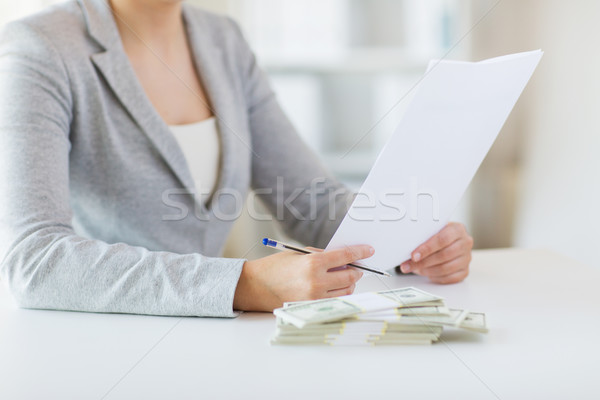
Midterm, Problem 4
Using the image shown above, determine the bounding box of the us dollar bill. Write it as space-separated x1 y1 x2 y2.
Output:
274 298 363 328
459 311 488 333
377 287 443 307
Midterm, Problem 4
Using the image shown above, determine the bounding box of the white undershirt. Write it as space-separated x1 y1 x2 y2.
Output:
169 117 221 203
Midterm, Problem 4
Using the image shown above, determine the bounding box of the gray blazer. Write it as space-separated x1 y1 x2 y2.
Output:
0 0 351 317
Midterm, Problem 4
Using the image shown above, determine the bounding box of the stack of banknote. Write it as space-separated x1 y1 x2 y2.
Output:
271 287 487 346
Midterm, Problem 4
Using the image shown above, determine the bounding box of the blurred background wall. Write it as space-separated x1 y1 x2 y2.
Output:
2 1 598 268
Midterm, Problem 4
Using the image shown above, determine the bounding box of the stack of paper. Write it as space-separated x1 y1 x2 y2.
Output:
271 287 487 346
326 50 543 271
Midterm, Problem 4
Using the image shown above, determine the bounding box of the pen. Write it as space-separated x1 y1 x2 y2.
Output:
262 238 391 277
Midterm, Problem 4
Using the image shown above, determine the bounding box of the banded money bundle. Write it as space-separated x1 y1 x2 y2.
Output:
272 287 487 346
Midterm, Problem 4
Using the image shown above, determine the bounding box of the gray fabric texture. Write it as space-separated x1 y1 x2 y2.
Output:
0 0 352 317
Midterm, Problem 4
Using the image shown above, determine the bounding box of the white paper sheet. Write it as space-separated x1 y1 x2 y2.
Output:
326 50 543 271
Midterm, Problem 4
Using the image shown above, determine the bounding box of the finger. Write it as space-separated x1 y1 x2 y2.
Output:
411 223 465 262
327 283 356 294
306 247 323 252
429 268 469 284
314 245 374 269
325 283 356 297
406 239 469 272
418 255 470 278
322 268 363 290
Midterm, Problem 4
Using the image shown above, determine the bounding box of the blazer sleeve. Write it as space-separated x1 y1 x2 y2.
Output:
0 21 244 317
226 19 355 249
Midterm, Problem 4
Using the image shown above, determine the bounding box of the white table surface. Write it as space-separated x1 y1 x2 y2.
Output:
1 248 599 400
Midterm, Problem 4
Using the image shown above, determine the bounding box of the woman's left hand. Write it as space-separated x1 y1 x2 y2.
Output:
399 222 473 284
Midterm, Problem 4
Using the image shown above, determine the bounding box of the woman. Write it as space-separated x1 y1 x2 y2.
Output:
0 0 473 317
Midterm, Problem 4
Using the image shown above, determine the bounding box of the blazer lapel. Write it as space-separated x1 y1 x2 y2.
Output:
181 5 235 199
80 0 249 215
182 4 253 212
82 0 197 194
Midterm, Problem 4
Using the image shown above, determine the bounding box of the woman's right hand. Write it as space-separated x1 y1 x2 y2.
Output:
233 245 374 312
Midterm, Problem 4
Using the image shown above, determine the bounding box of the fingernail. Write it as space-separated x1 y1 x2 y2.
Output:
401 263 411 273
413 252 421 262
368 246 375 255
